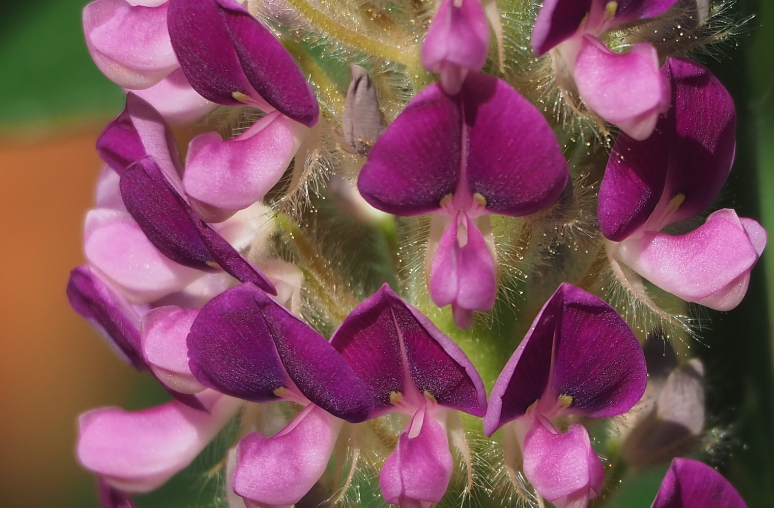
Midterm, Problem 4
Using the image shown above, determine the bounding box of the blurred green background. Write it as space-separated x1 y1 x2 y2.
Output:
0 0 771 507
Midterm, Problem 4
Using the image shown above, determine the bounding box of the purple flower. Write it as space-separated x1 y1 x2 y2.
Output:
533 0 677 139
485 283 647 508
358 73 568 328
652 458 747 508
599 58 766 310
330 285 487 507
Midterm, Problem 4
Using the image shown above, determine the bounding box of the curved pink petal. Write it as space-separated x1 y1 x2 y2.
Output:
358 84 460 216
614 209 766 310
462 73 569 216
131 68 218 124
422 0 489 93
183 111 307 211
331 284 486 417
652 458 747 508
380 409 453 506
141 306 205 394
83 0 178 89
78 394 240 492
574 37 668 140
233 405 342 507
522 422 604 508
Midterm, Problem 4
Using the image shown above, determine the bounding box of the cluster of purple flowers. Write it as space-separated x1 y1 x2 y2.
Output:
70 0 761 507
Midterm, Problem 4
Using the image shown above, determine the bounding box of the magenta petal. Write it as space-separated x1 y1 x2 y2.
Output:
77 395 239 492
380 409 453 506
183 111 307 211
522 422 604 507
599 58 737 240
652 458 747 508
614 209 766 311
131 68 218 124
331 285 486 417
358 84 460 216
83 0 177 89
531 0 592 55
614 0 680 23
462 73 569 216
67 266 146 370
574 37 668 140
422 0 489 74
234 405 341 506
120 157 276 293
188 283 374 421
98 479 137 508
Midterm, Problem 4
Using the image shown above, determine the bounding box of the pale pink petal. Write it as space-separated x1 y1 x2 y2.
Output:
84 208 202 303
131 69 218 124
78 394 241 492
522 422 604 508
83 0 178 89
141 306 205 393
614 209 766 310
184 112 307 211
233 405 342 507
573 37 669 140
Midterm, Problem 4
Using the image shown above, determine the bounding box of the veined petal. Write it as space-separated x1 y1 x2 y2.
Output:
358 84 461 216
234 405 342 507
183 111 307 211
331 285 486 417
651 458 747 508
614 209 766 311
141 306 205 394
574 37 668 140
83 0 178 89
131 68 218 124
422 0 489 77
462 73 569 216
120 157 276 293
188 283 374 422
77 394 240 493
522 422 604 508
380 408 454 507
67 266 146 370
532 0 592 55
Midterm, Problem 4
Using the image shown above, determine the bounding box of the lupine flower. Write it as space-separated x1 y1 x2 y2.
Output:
532 0 676 139
651 458 748 508
600 57 766 310
330 284 487 507
485 283 647 508
358 73 568 329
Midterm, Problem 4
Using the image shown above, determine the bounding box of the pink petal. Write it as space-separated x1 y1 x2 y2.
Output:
78 394 241 492
522 422 603 507
614 209 766 310
141 306 205 393
83 0 178 89
573 37 668 140
380 409 454 506
131 68 218 124
183 111 307 211
233 405 342 506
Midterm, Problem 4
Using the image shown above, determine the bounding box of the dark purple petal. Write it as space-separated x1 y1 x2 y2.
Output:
331 285 486 417
98 478 137 508
531 0 592 55
97 93 182 177
463 73 569 216
188 283 374 422
614 0 679 24
168 0 318 126
551 284 647 418
67 266 146 370
484 288 560 435
599 57 736 240
217 0 319 126
358 84 461 216
652 458 747 508
120 157 276 294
